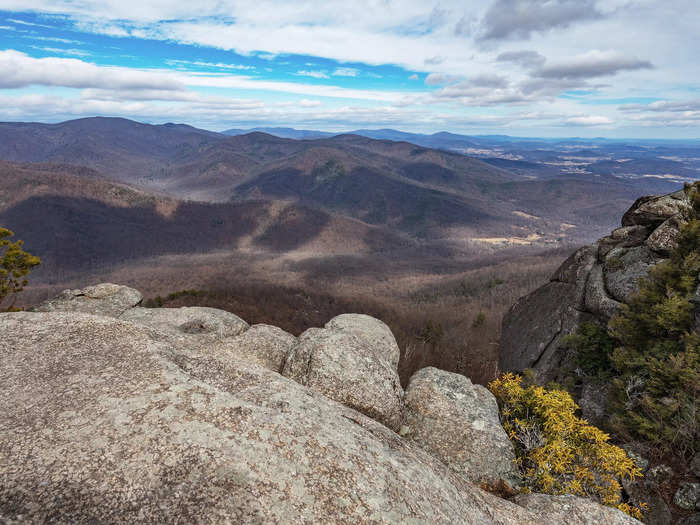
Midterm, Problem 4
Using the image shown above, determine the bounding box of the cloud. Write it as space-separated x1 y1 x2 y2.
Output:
619 99 700 112
296 70 330 79
299 99 321 107
565 115 613 125
535 50 653 79
166 59 254 70
31 46 91 57
332 67 359 77
478 0 604 41
425 73 456 86
496 50 545 68
424 56 444 66
0 50 185 90
469 74 509 88
7 17 54 28
26 35 84 44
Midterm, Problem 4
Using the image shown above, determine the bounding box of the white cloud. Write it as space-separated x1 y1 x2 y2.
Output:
0 50 413 102
565 115 613 125
166 59 255 70
296 70 330 79
333 67 359 77
0 1 698 134
30 46 91 57
0 50 185 90
299 99 321 107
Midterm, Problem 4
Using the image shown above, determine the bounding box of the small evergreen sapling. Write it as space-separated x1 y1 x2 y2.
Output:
0 228 41 311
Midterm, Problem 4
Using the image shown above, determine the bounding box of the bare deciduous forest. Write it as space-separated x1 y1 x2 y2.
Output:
23 244 567 386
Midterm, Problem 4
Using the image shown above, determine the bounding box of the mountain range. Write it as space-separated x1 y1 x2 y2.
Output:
0 116 697 293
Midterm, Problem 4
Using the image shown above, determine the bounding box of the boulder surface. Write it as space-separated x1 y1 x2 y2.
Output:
402 367 520 487
282 314 404 431
33 282 142 317
0 303 643 524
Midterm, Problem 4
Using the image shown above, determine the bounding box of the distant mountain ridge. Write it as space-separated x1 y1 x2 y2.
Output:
0 116 692 247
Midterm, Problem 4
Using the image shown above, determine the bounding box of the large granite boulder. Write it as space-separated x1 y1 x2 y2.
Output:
500 187 694 381
282 314 404 431
604 246 661 303
119 305 249 350
223 323 296 372
402 367 520 487
32 283 142 317
0 310 643 524
621 190 691 227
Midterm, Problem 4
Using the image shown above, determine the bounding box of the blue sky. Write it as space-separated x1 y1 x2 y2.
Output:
0 1 698 137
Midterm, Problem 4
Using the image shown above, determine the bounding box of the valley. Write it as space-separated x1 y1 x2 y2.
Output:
2 117 697 384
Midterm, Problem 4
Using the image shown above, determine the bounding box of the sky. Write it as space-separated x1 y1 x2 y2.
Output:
0 0 698 137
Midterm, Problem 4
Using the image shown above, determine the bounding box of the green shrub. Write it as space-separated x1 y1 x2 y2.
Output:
562 322 615 378
0 228 40 311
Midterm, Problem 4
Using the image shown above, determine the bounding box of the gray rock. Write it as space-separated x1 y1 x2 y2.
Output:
674 482 700 510
646 217 682 255
402 367 520 487
585 264 623 319
500 282 581 375
579 382 610 427
224 323 296 372
0 311 641 524
598 226 650 258
678 514 700 525
604 246 661 303
513 493 642 525
621 444 650 473
622 190 690 227
621 478 671 525
119 306 249 351
646 464 674 484
32 283 142 317
500 246 598 380
325 313 400 370
612 225 650 243
282 314 404 431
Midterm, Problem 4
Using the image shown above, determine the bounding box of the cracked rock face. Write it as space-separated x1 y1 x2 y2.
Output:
0 309 643 524
402 367 521 488
499 188 694 381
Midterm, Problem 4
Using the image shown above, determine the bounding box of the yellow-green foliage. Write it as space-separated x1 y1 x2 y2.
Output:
0 227 41 310
489 373 645 519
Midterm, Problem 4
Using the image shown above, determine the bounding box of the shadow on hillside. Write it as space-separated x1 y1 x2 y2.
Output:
0 195 333 276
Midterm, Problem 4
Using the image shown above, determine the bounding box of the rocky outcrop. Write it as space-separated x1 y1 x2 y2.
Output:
500 188 693 381
0 287 643 524
120 305 249 349
513 493 644 525
224 323 297 372
282 314 404 431
402 367 521 487
32 282 142 317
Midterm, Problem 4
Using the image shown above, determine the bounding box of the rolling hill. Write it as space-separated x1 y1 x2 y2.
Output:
0 117 690 248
